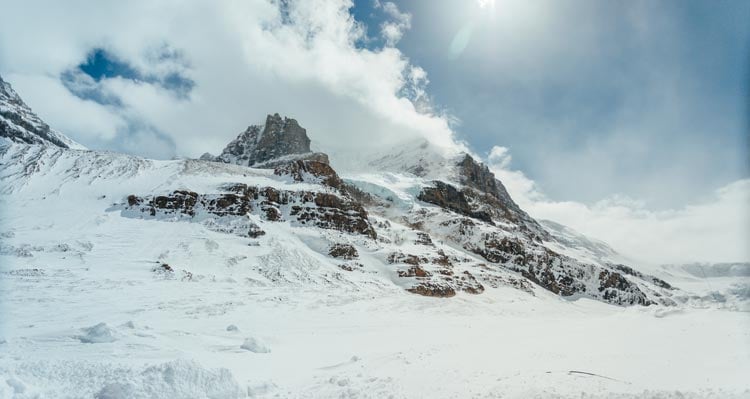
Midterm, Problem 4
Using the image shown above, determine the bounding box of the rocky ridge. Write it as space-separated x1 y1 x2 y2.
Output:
0 74 84 149
175 113 677 304
409 152 678 305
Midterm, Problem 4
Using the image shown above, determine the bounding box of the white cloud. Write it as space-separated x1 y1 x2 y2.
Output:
488 145 750 265
487 146 512 169
375 1 412 46
6 73 125 143
0 0 453 161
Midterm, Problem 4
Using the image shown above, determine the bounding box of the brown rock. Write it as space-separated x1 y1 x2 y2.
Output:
274 160 344 189
329 243 359 259
407 283 456 298
397 265 430 278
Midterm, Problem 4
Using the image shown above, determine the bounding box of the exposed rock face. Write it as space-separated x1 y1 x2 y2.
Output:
458 154 506 202
455 154 547 237
274 159 343 189
386 250 485 297
273 158 377 208
207 113 327 167
408 167 668 305
124 190 262 237
471 223 651 304
295 192 377 239
407 283 456 298
0 74 84 149
329 244 358 260
121 184 377 239
457 154 510 203
611 263 673 290
417 155 548 241
414 232 433 246
418 181 495 225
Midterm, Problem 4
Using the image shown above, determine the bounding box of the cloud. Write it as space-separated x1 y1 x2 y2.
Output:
488 146 750 265
487 146 512 169
375 1 412 46
0 0 455 162
401 0 750 208
5 73 125 143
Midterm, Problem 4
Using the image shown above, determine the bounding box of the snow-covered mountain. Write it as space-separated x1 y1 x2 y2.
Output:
0 74 709 306
2 75 747 398
1 125 674 305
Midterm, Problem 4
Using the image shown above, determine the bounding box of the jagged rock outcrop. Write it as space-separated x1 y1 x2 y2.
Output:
121 184 377 239
274 159 344 189
417 155 547 241
329 243 358 260
273 158 376 206
0 74 84 149
418 181 496 225
205 113 327 168
384 248 486 298
456 154 547 237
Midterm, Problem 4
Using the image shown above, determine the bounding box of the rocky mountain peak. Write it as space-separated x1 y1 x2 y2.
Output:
208 113 328 167
456 154 523 215
0 74 84 149
417 153 549 241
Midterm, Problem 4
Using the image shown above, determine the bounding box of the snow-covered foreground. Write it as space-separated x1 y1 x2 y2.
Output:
1 145 748 398
1 270 749 398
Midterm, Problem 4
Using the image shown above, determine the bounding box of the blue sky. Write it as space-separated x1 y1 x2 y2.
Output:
354 0 750 207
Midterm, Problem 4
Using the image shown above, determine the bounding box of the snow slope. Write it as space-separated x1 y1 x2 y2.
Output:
1 138 749 398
